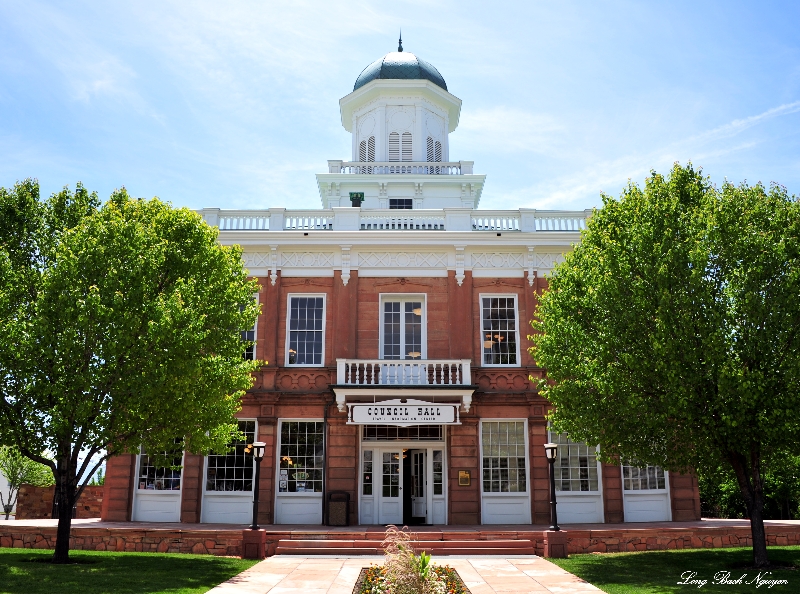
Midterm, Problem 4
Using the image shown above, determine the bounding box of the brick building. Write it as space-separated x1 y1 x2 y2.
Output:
102 42 700 527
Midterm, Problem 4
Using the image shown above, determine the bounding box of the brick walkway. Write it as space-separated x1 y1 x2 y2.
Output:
208 555 601 594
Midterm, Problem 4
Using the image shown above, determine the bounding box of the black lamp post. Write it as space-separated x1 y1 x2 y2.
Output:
249 441 266 530
544 442 560 531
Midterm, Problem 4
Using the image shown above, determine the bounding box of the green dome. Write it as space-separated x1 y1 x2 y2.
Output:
354 50 447 92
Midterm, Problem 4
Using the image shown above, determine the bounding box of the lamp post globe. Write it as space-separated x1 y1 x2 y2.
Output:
250 441 266 530
544 442 560 531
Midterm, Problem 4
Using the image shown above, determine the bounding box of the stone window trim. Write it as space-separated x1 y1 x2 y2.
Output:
275 419 325 497
203 419 257 495
478 293 521 367
284 293 327 367
547 430 603 495
378 293 427 361
479 419 530 496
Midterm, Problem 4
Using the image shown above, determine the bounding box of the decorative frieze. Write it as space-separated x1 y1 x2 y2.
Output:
281 252 335 268
358 252 448 269
471 252 525 269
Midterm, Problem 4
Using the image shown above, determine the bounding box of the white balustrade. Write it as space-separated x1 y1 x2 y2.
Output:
533 210 589 231
336 359 471 386
360 212 445 230
200 208 589 232
283 213 333 230
339 162 462 175
217 213 270 230
472 213 521 231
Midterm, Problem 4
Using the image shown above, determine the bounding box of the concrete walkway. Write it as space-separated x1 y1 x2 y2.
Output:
208 555 601 594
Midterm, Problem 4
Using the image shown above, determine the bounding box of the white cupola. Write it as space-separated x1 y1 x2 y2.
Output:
317 37 485 210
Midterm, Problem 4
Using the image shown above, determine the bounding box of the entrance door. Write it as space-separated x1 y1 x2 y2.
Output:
411 450 427 520
379 450 403 524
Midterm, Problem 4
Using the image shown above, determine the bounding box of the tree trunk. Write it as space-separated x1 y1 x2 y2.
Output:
52 459 76 564
729 451 770 568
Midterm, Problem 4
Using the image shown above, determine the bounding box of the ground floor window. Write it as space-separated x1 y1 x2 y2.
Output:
279 421 324 493
205 420 256 492
549 431 599 492
622 464 666 490
481 421 527 493
362 450 373 495
137 446 183 491
433 450 443 495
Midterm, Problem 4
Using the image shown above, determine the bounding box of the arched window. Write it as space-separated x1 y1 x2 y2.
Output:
427 136 434 162
427 136 442 173
402 132 412 162
389 132 400 161
359 136 375 171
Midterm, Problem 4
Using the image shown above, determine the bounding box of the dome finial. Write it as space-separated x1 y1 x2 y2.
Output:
398 30 403 52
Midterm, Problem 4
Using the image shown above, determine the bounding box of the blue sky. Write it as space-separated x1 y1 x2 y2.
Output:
1 1 798 211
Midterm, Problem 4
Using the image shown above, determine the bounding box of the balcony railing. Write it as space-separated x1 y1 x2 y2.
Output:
331 161 472 175
336 359 471 386
201 208 592 233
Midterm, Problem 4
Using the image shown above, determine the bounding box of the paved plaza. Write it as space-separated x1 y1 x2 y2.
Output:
208 555 601 594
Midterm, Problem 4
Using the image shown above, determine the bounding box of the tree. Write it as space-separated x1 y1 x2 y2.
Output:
0 180 261 562
530 164 800 568
0 445 54 519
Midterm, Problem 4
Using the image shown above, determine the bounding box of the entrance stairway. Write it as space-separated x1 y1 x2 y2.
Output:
273 529 537 556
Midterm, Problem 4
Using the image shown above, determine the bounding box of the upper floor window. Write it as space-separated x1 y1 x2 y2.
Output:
388 132 412 162
359 136 375 162
389 199 413 209
240 294 258 360
426 136 442 162
481 296 519 366
286 295 325 366
381 297 424 360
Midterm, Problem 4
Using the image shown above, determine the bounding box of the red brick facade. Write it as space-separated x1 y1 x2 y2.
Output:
101 269 701 526
15 485 104 520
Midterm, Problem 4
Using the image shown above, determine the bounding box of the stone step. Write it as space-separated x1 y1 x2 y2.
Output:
274 538 535 556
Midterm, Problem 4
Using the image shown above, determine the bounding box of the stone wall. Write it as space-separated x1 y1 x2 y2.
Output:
16 485 104 519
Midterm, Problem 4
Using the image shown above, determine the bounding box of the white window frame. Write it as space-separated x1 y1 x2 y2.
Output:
134 446 185 493
242 292 259 361
479 419 531 496
275 418 325 498
478 293 522 367
202 419 258 497
378 294 427 360
547 430 604 495
621 463 671 493
284 293 327 367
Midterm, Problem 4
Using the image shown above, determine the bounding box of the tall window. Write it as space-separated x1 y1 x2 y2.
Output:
623 464 666 490
241 304 256 361
388 132 412 162
549 431 599 492
382 298 423 360
481 296 519 365
137 443 183 491
359 136 375 162
481 421 527 493
362 450 373 495
432 450 443 495
279 421 324 493
287 296 325 365
205 420 255 492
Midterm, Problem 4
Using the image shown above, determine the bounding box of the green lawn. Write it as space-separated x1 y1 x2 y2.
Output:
0 549 258 594
550 546 800 593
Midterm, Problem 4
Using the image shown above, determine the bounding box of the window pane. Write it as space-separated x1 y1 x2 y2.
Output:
549 431 599 492
621 462 667 491
206 421 255 492
288 297 324 365
481 297 518 365
138 440 183 491
481 422 526 493
278 421 324 493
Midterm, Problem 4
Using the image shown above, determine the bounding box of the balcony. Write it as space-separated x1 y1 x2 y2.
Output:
336 359 471 386
331 161 469 175
201 208 591 233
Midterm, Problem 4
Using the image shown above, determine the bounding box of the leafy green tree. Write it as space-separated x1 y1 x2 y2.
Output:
0 445 54 519
530 164 800 568
0 180 261 563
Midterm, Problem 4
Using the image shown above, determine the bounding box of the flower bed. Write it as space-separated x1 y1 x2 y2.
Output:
354 565 471 594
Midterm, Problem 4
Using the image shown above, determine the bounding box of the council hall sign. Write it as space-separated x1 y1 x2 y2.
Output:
347 399 460 426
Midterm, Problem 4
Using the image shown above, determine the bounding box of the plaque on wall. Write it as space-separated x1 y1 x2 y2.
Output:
458 470 471 486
